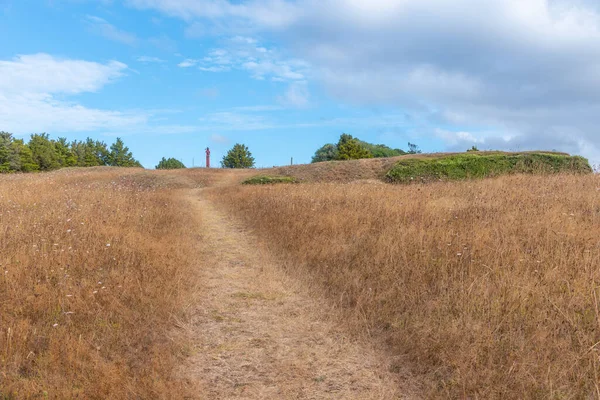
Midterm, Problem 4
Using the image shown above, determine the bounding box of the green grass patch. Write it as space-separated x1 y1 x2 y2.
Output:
386 152 592 183
242 175 297 185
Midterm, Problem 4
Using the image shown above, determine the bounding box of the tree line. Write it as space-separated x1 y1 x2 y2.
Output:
0 132 141 173
312 134 420 162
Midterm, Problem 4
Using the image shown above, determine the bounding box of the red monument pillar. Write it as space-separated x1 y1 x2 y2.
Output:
205 147 210 168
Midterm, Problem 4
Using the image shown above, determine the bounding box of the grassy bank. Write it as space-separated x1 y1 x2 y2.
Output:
242 175 297 185
0 169 198 399
209 174 600 398
386 152 592 183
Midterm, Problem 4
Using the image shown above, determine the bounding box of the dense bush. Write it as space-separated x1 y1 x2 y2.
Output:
0 132 141 172
312 133 407 162
156 157 186 169
242 175 297 185
386 152 592 183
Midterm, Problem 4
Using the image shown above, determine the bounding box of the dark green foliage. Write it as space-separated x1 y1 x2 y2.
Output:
311 134 407 162
312 143 339 163
0 132 18 172
242 175 297 185
156 157 186 169
0 131 142 173
337 134 373 160
358 140 406 158
55 137 78 167
386 152 592 183
221 143 255 168
29 133 61 171
13 138 38 172
109 138 141 167
467 145 480 152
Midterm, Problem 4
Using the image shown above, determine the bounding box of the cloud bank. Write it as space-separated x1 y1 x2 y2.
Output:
127 0 600 161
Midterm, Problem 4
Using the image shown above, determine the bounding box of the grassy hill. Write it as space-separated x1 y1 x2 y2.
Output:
254 151 592 184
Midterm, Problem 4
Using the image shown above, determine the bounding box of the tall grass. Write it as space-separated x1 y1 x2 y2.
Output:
210 174 600 398
0 168 197 398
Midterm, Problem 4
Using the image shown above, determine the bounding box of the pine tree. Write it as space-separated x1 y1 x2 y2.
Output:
109 138 141 167
221 143 255 168
0 132 13 172
55 137 77 167
29 133 60 171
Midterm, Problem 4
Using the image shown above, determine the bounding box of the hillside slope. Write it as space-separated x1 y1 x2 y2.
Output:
268 151 591 184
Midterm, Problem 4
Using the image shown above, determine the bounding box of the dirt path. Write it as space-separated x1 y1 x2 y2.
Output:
180 189 415 399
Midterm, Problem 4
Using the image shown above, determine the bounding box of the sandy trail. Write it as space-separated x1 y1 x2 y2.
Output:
181 188 413 399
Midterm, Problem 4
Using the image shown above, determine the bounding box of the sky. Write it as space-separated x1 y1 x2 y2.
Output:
2 0 600 168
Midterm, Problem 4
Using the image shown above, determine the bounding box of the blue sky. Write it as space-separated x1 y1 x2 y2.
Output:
2 0 600 168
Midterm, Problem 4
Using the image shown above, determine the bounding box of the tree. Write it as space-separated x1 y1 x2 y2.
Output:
312 143 339 163
0 132 142 174
55 137 77 167
13 139 38 172
0 132 15 172
109 138 141 167
467 145 480 152
311 134 406 163
407 142 422 154
337 133 373 160
358 141 406 158
221 143 255 168
29 133 60 171
156 157 186 169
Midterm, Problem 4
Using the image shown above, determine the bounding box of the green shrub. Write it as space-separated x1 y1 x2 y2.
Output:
242 175 297 185
386 152 592 183
155 157 186 169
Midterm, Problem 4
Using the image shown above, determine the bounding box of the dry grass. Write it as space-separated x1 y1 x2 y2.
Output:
209 174 600 398
0 168 199 399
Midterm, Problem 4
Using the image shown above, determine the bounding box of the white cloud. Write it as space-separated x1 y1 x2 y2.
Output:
136 56 166 63
199 65 231 72
0 54 149 134
178 58 198 67
0 53 127 95
277 82 310 108
197 37 310 83
84 15 138 46
0 92 147 133
126 0 299 28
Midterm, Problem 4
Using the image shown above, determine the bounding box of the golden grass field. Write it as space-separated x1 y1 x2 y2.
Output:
0 168 201 399
2 165 600 399
210 174 600 399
